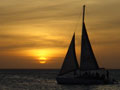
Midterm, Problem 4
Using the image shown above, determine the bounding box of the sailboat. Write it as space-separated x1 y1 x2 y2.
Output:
56 5 115 85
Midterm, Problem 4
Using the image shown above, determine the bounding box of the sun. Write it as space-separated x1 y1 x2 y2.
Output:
28 49 64 64
39 60 46 64
39 57 47 60
38 57 47 64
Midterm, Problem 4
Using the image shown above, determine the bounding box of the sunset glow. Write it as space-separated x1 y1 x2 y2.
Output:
29 49 53 58
0 0 120 69
27 49 64 64
28 49 65 59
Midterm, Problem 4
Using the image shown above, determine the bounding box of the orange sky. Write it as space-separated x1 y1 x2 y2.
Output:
0 0 120 69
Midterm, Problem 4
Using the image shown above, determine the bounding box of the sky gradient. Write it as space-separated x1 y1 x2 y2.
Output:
0 0 120 69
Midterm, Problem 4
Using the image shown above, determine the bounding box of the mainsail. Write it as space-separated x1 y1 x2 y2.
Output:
58 33 79 76
80 5 99 70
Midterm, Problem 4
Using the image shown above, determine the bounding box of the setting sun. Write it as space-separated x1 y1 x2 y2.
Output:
39 60 46 64
38 57 47 64
39 57 47 60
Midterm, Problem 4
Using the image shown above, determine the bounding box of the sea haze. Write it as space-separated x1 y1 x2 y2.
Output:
0 69 120 90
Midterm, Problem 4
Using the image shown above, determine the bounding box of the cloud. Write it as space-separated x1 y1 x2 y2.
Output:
0 0 81 26
0 34 68 50
86 18 120 31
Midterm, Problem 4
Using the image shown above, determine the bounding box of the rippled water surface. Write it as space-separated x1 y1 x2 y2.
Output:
0 69 120 90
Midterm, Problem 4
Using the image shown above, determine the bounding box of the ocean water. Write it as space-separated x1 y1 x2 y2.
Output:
0 69 120 90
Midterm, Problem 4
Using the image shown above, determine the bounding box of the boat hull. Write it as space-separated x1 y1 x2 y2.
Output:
56 77 114 85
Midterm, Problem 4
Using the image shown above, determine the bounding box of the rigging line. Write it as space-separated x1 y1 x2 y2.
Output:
74 9 82 32
73 0 85 32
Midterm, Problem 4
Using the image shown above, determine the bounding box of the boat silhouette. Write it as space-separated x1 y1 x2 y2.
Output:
56 5 116 85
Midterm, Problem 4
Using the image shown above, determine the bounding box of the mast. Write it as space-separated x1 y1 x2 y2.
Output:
80 5 99 70
80 5 86 66
82 5 85 23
